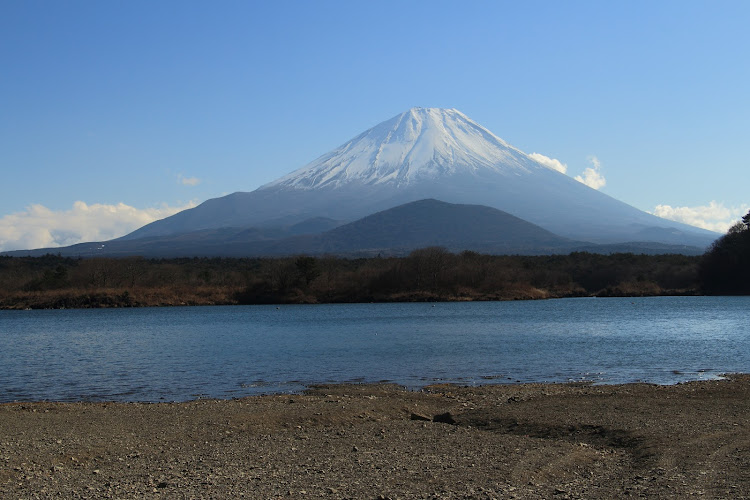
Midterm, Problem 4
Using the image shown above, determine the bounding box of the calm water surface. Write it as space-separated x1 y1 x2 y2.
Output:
1 296 748 402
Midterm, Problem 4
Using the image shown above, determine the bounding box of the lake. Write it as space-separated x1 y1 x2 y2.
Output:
1 296 748 402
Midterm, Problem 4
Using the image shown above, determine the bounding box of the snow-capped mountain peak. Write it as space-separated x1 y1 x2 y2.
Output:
117 106 718 250
263 107 550 190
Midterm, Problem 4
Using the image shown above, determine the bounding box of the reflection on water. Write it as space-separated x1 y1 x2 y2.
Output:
1 296 748 402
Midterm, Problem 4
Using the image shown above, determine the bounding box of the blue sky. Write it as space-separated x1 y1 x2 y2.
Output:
1 0 748 251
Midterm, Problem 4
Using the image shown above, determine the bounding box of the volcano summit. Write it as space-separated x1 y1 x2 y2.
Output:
122 107 716 248
7 108 718 257
266 107 550 189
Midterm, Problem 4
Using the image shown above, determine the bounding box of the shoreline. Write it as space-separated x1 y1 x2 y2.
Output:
0 371 733 405
2 377 749 498
0 288 703 310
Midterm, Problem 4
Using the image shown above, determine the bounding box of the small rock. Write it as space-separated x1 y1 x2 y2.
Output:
410 412 431 421
352 445 359 452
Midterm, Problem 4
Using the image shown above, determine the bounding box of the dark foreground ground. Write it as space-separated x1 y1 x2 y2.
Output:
2 376 749 499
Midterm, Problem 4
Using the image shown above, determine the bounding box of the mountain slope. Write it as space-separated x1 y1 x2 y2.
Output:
306 199 579 254
122 107 718 248
4 200 707 258
251 199 582 256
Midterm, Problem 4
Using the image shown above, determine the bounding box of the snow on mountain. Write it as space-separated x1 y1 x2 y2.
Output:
120 107 718 248
264 108 550 190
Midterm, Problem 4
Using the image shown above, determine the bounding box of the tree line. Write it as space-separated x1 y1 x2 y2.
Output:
0 250 702 309
699 210 750 294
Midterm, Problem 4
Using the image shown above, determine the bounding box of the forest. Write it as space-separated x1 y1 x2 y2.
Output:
0 250 703 309
699 210 750 294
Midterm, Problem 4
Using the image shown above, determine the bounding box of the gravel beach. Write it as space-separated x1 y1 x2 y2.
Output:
2 376 749 499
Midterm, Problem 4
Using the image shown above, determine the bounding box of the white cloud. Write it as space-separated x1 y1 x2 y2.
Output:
178 174 201 186
0 201 196 252
574 156 606 190
529 153 567 174
651 201 749 233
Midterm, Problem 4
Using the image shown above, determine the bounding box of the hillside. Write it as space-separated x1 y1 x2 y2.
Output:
2 200 706 258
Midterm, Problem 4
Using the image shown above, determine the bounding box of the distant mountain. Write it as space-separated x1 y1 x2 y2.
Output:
2 200 706 258
4 107 719 258
121 107 718 249
288 199 581 255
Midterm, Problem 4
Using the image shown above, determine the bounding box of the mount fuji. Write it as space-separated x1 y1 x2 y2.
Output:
120 107 716 249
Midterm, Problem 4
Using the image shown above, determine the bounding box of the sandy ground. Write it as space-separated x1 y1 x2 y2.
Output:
1 376 749 499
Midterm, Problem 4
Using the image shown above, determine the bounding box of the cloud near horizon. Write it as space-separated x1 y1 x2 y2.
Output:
574 156 606 190
0 201 196 252
651 201 749 233
529 153 567 174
